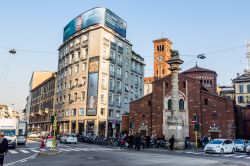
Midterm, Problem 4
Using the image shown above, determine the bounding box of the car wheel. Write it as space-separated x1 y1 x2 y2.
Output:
232 148 235 154
220 148 224 154
247 151 250 155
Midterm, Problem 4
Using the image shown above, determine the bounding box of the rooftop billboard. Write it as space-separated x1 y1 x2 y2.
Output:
63 8 127 42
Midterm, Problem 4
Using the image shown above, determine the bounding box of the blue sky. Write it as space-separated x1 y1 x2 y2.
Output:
0 0 249 111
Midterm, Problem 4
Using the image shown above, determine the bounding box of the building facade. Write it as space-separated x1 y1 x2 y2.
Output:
0 105 19 119
55 7 144 137
29 73 56 132
128 65 235 141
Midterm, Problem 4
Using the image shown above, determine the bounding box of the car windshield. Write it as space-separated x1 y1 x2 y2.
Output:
208 139 223 144
234 139 244 144
68 134 76 137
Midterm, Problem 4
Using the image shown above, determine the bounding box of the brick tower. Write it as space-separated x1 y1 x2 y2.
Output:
153 38 173 79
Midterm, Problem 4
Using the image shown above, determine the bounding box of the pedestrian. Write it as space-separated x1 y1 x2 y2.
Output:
146 135 150 148
169 135 175 150
135 133 142 151
0 132 8 166
202 135 209 148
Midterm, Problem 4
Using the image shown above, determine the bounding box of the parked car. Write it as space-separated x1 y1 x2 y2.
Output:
245 141 250 155
60 134 77 144
234 139 248 152
204 139 236 154
28 132 40 138
17 136 27 145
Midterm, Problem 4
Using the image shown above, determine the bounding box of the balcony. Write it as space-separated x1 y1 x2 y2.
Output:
75 43 80 50
81 40 88 48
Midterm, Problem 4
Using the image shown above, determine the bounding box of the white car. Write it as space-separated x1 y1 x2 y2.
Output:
234 139 248 152
28 132 40 138
60 134 77 144
17 136 27 145
204 139 236 154
245 141 250 155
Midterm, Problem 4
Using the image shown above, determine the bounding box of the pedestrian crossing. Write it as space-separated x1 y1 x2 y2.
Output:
8 147 119 154
184 151 250 159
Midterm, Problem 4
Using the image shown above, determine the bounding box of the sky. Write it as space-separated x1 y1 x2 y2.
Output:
0 0 249 112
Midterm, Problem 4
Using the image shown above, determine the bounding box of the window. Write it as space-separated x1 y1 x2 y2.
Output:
101 93 105 103
239 85 244 93
82 63 86 71
74 93 77 101
68 94 71 102
109 109 113 117
117 67 121 77
179 99 184 110
68 80 72 89
142 114 145 118
109 92 114 105
116 110 121 118
125 97 128 104
126 46 129 53
117 53 122 62
68 67 72 75
247 84 250 93
80 92 85 101
238 96 244 103
125 58 129 66
162 45 164 51
183 81 186 88
65 110 70 117
75 65 79 73
204 98 208 105
168 99 172 110
125 71 128 79
72 109 76 116
211 113 217 120
117 80 121 90
162 70 164 74
79 108 84 116
111 50 115 60
116 94 121 105
101 108 105 116
110 78 114 90
110 64 114 75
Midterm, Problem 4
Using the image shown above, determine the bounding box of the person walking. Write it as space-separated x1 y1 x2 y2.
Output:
146 135 150 148
169 135 175 150
135 133 142 151
0 132 8 166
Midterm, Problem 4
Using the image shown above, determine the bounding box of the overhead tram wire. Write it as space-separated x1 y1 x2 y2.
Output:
0 46 57 55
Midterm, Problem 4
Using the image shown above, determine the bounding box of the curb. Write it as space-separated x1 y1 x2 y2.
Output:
38 150 62 156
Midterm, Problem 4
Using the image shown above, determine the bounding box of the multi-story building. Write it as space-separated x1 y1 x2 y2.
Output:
232 43 250 107
0 105 19 119
55 7 144 137
218 85 235 100
29 72 56 132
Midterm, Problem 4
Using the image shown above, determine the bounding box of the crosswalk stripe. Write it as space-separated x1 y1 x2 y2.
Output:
8 150 18 154
30 149 40 153
60 148 71 152
19 150 30 154
234 155 247 158
223 154 237 157
40 149 46 151
245 156 250 159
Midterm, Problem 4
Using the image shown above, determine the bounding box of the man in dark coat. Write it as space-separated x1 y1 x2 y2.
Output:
146 135 150 148
135 133 142 151
0 132 8 166
169 135 175 150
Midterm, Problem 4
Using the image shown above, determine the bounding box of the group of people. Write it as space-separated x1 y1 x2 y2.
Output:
0 132 8 166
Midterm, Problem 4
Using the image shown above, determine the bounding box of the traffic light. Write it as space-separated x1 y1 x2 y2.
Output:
50 115 54 124
194 123 200 131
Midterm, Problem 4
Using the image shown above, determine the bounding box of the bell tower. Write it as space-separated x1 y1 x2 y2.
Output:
153 38 173 78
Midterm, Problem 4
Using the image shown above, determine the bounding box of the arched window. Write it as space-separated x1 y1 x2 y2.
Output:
162 45 164 51
157 46 159 51
204 98 208 105
183 81 186 88
165 82 169 88
179 99 184 110
168 99 172 110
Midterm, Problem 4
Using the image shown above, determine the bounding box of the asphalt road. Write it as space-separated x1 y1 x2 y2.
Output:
4 141 250 166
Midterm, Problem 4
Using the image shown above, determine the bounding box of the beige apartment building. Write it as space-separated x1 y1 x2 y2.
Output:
55 7 144 137
28 72 56 132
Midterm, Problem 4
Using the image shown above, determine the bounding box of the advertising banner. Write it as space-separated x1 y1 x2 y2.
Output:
86 57 99 116
63 8 126 41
